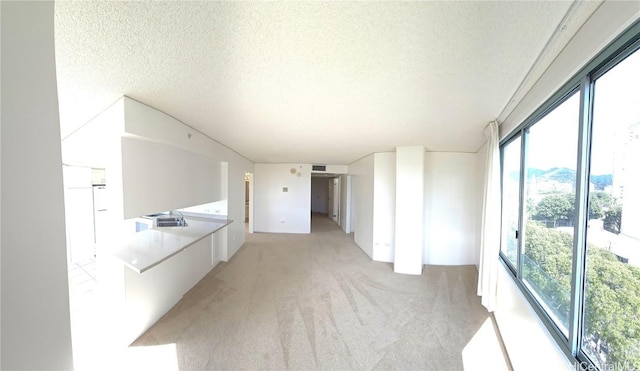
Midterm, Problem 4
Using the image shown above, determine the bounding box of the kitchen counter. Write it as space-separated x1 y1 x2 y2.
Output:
98 215 232 346
105 216 232 273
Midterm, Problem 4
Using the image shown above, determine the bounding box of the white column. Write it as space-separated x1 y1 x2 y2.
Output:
394 146 425 275
1 2 74 369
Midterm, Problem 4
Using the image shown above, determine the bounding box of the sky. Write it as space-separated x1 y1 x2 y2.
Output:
525 47 640 176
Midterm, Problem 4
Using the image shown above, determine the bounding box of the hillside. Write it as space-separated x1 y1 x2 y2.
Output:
508 167 612 190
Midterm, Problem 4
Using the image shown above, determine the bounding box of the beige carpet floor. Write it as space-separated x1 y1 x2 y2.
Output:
132 214 508 370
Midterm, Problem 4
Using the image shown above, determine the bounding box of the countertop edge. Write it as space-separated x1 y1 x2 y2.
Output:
114 218 233 274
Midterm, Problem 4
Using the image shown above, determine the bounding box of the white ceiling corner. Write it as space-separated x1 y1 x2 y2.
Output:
496 0 603 126
54 1 589 165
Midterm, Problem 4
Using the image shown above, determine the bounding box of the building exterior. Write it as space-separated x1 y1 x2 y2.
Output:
620 122 640 240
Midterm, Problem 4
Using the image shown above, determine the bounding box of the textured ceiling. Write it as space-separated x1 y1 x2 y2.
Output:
55 1 587 165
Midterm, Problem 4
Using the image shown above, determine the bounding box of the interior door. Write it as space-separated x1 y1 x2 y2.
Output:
332 177 340 223
327 178 334 219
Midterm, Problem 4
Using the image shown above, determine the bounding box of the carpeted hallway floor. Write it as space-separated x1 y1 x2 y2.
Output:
132 214 508 370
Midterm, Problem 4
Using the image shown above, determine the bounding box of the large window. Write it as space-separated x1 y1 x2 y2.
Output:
500 24 640 371
523 92 580 337
582 48 640 370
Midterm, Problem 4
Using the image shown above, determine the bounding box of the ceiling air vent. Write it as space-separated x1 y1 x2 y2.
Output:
312 165 326 172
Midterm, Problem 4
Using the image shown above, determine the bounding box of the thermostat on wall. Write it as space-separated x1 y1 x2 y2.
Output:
283 187 288 192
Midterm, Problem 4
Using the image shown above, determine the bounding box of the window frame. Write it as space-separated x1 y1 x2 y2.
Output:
499 133 521 275
498 20 640 369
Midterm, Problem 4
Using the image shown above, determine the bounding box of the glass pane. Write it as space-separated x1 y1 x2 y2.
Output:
522 92 580 336
582 48 640 370
500 136 521 267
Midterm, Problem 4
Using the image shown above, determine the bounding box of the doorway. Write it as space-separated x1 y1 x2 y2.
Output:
312 174 352 233
245 172 254 234
311 174 347 231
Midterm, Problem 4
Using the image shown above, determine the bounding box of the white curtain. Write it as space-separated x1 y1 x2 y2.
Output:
477 121 502 312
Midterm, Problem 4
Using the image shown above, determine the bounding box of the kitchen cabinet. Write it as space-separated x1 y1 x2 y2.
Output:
121 236 213 343
97 217 230 346
213 229 223 264
120 137 221 219
62 97 225 223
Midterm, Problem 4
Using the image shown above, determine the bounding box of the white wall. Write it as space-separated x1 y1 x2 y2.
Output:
373 152 396 262
61 98 124 168
123 97 217 156
0 2 74 369
254 164 311 234
423 152 479 265
311 177 329 213
349 154 375 258
339 174 352 233
350 150 481 265
495 264 572 370
181 199 227 217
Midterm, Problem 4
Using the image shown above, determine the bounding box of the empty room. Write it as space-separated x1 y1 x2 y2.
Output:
2 1 639 371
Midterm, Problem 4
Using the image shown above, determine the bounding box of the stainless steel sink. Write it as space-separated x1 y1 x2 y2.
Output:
156 216 188 227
